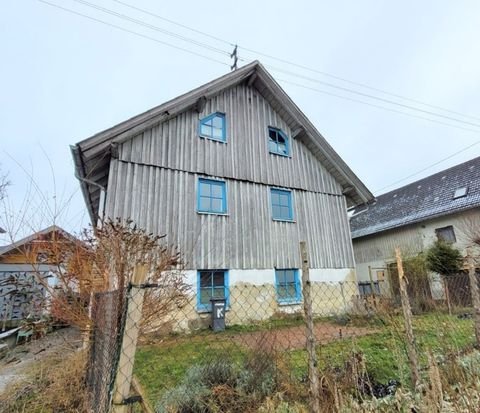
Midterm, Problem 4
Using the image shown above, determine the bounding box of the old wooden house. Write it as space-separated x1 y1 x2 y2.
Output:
72 61 373 328
0 226 76 327
350 156 480 302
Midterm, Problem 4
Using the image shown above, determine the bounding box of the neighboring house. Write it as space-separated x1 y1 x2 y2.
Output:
71 61 373 329
350 156 480 300
0 226 77 327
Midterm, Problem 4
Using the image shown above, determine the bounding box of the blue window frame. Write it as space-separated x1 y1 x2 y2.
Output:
268 127 289 156
199 112 226 142
197 178 227 214
271 188 293 221
275 269 301 303
197 270 229 311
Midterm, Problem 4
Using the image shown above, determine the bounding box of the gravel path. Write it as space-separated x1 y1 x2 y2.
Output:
0 327 82 394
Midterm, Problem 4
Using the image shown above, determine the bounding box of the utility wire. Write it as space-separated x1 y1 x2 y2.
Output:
60 0 480 129
38 0 480 134
71 0 231 57
37 0 230 66
277 78 480 135
374 139 480 193
38 0 480 191
112 0 235 47
111 0 480 123
240 47 480 122
266 65 480 129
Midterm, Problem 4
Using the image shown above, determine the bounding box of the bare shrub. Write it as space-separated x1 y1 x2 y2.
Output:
14 219 190 336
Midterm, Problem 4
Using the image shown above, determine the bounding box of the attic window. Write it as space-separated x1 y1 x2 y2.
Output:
268 127 290 156
199 112 226 142
453 187 468 199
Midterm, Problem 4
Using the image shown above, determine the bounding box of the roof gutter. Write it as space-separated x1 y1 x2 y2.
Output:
70 144 106 226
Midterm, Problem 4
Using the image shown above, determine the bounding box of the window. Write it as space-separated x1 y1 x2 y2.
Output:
358 282 380 297
199 112 226 142
268 127 289 156
453 187 468 199
198 178 227 214
271 188 293 221
435 225 456 243
275 269 301 303
197 270 228 311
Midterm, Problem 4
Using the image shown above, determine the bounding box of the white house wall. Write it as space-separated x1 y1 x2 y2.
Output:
353 208 480 282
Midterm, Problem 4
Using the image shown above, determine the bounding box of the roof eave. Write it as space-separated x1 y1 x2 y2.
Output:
352 203 480 239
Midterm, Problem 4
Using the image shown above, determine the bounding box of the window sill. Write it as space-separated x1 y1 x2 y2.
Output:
272 218 296 223
197 211 229 216
199 135 227 143
277 301 302 306
269 151 291 158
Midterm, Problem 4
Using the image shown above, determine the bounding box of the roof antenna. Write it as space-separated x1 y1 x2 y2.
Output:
230 45 238 71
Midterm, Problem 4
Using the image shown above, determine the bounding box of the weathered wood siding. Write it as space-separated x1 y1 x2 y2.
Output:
353 227 423 264
105 83 354 270
118 84 342 195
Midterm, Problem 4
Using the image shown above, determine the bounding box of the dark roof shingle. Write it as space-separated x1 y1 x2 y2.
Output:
350 156 480 238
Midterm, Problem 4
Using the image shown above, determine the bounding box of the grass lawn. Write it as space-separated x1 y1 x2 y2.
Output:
134 312 475 405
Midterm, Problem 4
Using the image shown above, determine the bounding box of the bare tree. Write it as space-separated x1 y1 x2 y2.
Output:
0 165 9 202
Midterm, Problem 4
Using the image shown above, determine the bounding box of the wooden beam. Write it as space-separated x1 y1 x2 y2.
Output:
111 265 148 413
300 241 321 413
247 72 257 87
194 96 207 113
292 127 304 139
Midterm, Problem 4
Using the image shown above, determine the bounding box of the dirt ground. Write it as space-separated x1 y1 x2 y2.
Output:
0 327 82 394
234 322 375 351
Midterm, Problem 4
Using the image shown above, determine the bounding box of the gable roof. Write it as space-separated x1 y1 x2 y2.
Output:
71 60 373 223
0 225 78 256
350 156 480 239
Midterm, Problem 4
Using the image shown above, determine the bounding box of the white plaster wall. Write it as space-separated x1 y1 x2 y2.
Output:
185 267 355 293
352 208 480 296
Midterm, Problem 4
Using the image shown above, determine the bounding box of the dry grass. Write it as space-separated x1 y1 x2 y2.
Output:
0 350 88 413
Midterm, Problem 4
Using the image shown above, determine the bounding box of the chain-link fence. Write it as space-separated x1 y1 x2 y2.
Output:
86 289 126 413
86 256 480 412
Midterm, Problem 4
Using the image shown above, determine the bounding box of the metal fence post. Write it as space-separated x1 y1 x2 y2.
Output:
395 247 420 389
111 264 148 413
300 241 320 413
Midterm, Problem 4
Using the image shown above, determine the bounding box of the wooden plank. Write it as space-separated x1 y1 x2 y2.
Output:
467 249 480 347
395 248 419 389
131 376 155 413
111 265 148 413
300 241 320 413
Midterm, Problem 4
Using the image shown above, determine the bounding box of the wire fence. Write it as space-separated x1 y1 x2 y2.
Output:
85 257 480 413
86 289 125 413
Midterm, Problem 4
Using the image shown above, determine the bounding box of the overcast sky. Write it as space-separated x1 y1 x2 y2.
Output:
1 0 480 239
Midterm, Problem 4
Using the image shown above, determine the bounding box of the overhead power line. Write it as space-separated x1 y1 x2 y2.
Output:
276 78 480 135
56 0 480 130
38 0 480 134
71 0 230 57
37 0 230 66
112 0 235 47
111 0 480 123
266 65 480 129
374 139 480 193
